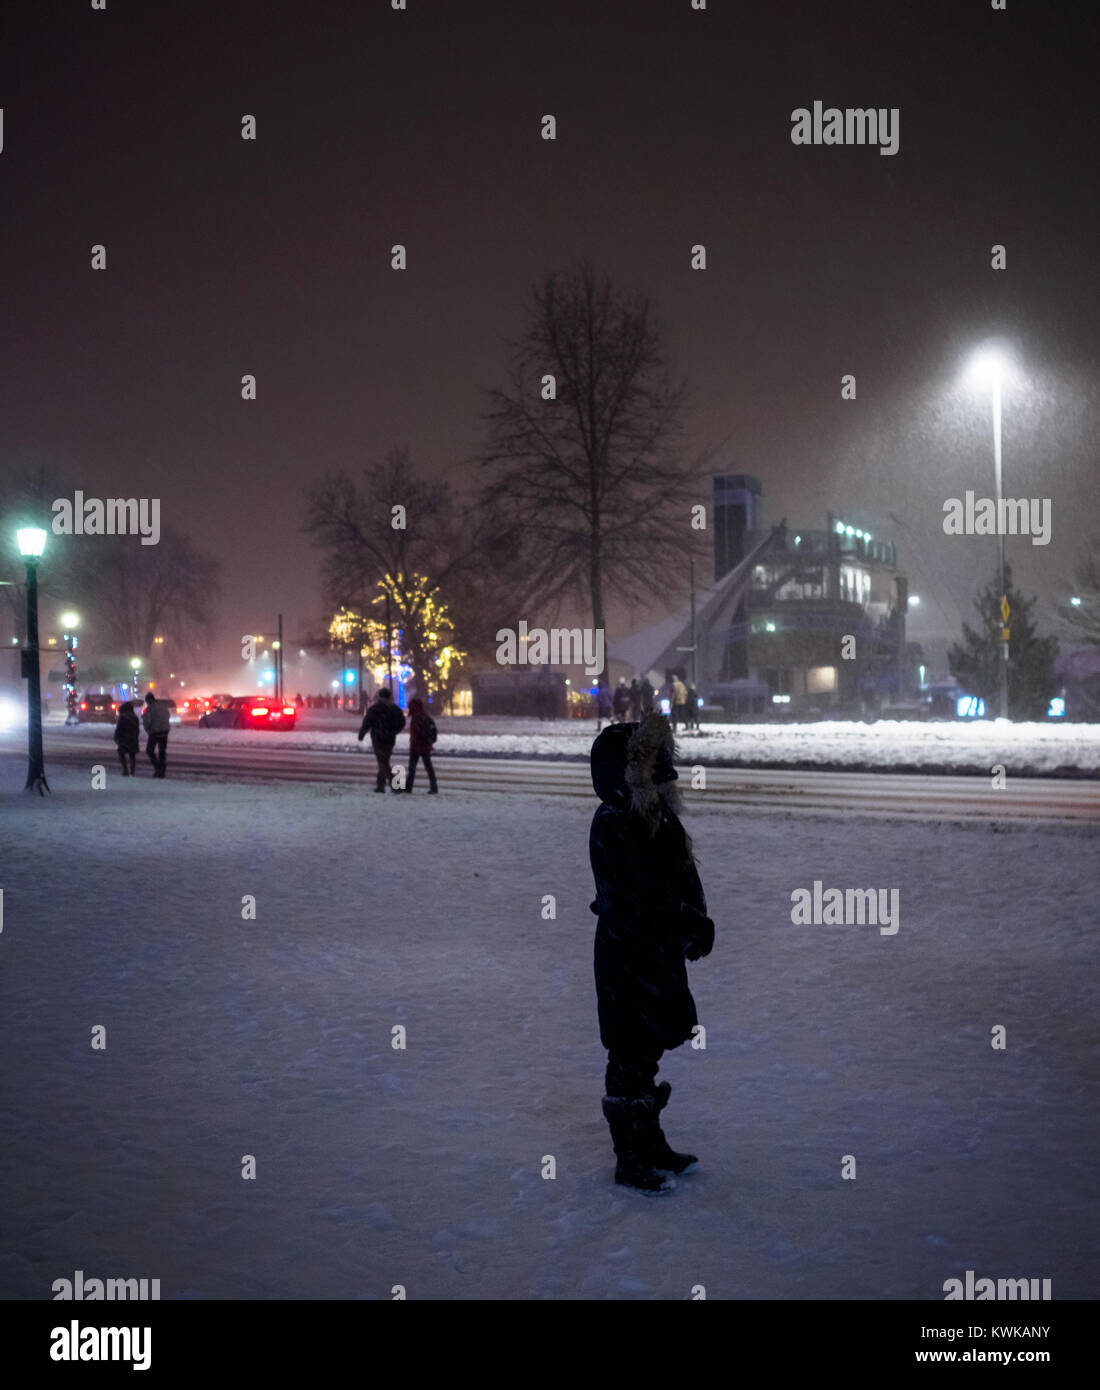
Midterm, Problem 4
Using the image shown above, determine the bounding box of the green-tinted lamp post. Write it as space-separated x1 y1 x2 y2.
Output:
17 526 49 795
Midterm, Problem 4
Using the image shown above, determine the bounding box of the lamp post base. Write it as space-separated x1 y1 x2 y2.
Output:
25 771 51 796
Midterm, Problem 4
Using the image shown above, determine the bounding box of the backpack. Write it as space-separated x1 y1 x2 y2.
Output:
424 715 438 744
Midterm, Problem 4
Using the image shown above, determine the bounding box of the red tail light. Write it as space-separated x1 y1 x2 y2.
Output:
282 706 295 716
111 704 117 710
250 706 269 716
80 702 87 709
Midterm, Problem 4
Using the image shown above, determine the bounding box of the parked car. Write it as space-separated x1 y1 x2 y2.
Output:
199 695 297 730
78 693 118 723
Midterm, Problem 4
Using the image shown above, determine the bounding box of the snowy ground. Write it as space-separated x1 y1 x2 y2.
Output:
35 712 1100 776
0 761 1096 1300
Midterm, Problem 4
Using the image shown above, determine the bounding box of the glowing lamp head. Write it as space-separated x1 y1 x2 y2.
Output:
61 611 80 629
17 527 47 558
965 341 1019 391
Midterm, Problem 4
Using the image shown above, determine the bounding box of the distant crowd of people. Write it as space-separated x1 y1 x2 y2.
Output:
603 674 700 732
297 692 354 710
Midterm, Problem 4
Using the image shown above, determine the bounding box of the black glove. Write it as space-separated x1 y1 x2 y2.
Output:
679 906 715 961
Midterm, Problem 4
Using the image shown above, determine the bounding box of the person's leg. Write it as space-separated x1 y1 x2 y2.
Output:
602 1048 671 1193
408 752 419 791
117 747 129 776
374 747 387 791
605 1049 661 1099
128 751 136 775
158 734 168 776
146 734 158 772
423 752 437 792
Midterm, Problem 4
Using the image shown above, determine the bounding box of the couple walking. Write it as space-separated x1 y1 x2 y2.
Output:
113 691 170 778
357 688 438 793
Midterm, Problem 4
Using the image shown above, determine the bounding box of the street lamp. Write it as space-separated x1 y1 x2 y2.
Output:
61 611 80 725
17 527 49 794
130 657 142 700
966 344 1016 720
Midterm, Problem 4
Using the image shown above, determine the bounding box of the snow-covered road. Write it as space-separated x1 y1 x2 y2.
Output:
6 738 1100 822
1 760 1095 1300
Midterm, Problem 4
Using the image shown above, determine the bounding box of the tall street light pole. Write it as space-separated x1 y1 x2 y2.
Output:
990 366 1010 721
17 527 49 794
968 347 1013 721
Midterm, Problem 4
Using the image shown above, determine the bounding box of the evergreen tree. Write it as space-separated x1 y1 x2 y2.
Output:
948 565 1059 719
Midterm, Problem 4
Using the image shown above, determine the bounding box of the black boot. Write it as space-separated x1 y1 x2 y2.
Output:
648 1082 698 1175
602 1095 674 1195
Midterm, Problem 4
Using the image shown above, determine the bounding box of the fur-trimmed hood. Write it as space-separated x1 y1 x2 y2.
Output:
590 714 678 818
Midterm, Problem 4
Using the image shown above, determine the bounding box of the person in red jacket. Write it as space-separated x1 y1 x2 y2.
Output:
405 696 439 793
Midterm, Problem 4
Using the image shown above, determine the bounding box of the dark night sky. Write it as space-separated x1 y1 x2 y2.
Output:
3 0 1098 676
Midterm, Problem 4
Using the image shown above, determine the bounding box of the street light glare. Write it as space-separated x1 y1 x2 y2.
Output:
965 342 1019 389
61 611 80 628
17 527 47 558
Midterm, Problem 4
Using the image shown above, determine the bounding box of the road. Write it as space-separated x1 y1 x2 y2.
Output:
4 732 1099 821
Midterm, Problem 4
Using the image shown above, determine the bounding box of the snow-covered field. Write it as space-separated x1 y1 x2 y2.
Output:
41 713 1100 776
0 762 1095 1299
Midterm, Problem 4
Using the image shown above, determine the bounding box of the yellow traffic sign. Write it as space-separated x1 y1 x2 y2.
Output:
1000 596 1010 622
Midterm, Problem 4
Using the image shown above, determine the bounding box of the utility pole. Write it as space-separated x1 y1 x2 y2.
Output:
991 374 1010 720
277 613 284 703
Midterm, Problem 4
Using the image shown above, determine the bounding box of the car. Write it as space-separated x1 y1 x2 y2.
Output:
78 693 119 723
199 695 297 730
162 698 181 725
177 694 212 719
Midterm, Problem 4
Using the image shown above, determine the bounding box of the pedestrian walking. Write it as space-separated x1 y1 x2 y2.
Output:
612 679 631 722
670 674 689 731
685 684 699 731
405 696 439 793
639 676 655 715
589 713 715 1194
141 691 171 778
358 687 406 791
628 678 642 722
114 700 140 776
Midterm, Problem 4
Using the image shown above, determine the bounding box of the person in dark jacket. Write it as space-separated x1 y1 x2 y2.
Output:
358 688 406 791
142 691 171 778
405 696 438 793
114 701 140 776
639 676 655 715
589 713 715 1194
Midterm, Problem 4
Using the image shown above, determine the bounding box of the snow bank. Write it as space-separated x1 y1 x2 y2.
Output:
49 715 1100 775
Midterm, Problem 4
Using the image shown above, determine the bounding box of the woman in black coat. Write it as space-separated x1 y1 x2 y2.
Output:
113 701 140 776
589 713 715 1194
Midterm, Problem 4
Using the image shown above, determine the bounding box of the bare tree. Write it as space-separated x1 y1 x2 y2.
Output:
77 525 223 663
1 472 220 668
478 261 706 671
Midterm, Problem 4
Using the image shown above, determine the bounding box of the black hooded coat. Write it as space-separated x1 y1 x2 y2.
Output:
589 721 709 1055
